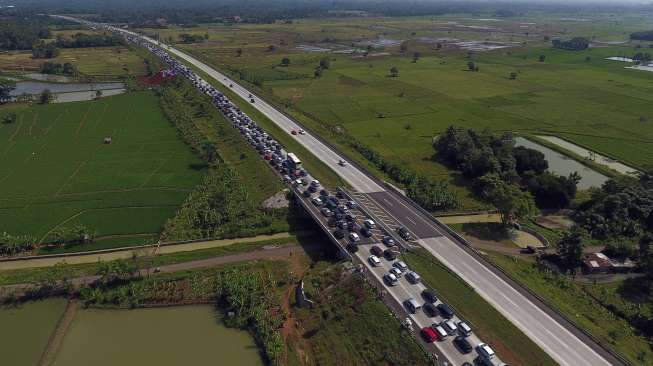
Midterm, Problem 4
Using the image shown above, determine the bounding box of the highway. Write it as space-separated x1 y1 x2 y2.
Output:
151 45 616 366
58 16 619 366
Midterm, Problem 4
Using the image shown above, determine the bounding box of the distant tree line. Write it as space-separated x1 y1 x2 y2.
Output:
40 62 78 76
31 41 60 58
630 30 653 41
178 33 208 44
552 37 590 51
0 20 50 50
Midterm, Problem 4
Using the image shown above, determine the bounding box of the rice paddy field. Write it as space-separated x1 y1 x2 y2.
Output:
141 13 653 208
0 91 204 246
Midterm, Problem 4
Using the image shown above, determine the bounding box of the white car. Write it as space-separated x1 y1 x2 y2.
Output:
311 197 323 206
338 159 347 166
389 267 403 278
383 273 398 286
368 255 381 267
364 219 376 229
348 233 360 242
298 129 306 135
477 343 496 359
311 180 320 187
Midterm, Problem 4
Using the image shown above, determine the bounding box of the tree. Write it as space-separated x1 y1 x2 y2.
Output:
514 146 548 175
412 52 420 63
509 72 518 80
201 141 218 163
2 112 17 124
96 259 137 287
558 228 585 273
267 44 275 51
235 48 242 57
313 68 322 78
280 57 290 66
539 54 546 62
0 78 16 103
467 61 476 71
319 58 330 69
639 234 653 278
389 66 399 77
39 89 54 104
487 182 537 226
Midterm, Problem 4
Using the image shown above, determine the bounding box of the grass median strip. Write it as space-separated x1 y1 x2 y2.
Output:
403 248 557 366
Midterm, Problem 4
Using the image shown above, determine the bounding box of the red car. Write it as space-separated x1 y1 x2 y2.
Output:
263 154 272 161
291 130 298 135
421 327 438 343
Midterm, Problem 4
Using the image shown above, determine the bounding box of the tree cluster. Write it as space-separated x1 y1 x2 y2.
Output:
45 225 95 247
0 232 37 256
0 78 16 103
551 37 590 51
574 175 653 241
434 126 580 212
0 20 50 50
178 33 208 44
40 62 78 76
31 41 60 59
630 30 653 41
54 32 123 48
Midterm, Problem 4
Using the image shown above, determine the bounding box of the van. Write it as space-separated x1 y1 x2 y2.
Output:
453 336 473 354
443 320 458 334
437 303 455 319
431 324 448 340
405 271 421 284
404 298 421 313
421 288 438 303
393 261 408 272
477 343 496 359
423 303 438 317
457 321 472 337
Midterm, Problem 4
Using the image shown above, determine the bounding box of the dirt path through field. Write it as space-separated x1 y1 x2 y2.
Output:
37 299 79 366
0 232 299 271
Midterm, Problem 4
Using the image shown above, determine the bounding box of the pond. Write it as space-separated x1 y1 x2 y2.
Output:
53 305 264 366
9 80 126 103
0 298 68 366
515 137 608 190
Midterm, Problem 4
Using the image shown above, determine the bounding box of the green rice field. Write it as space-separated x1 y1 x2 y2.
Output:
0 92 204 246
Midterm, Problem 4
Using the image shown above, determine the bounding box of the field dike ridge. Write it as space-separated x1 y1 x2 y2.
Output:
38 298 79 366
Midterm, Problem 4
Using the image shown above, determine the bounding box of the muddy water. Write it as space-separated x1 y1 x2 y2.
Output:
0 298 68 366
515 137 609 190
53 305 263 366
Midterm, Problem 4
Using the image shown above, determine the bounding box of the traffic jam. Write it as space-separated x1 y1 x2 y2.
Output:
80 18 505 366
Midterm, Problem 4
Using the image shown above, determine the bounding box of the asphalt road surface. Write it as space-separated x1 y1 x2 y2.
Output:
57 17 619 366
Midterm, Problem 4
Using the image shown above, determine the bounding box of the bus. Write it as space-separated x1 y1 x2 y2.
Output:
287 153 301 168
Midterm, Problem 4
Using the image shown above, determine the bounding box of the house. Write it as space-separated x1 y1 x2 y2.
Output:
582 252 637 274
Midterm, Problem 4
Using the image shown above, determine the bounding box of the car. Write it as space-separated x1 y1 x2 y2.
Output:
423 302 438 317
443 320 458 334
370 245 383 257
363 219 376 229
345 213 357 222
298 129 306 135
437 303 455 319
300 178 308 186
346 200 357 209
421 288 438 303
319 189 329 197
337 220 347 229
477 343 496 360
404 298 421 313
360 227 373 238
453 336 473 354
263 154 271 160
393 261 408 272
420 327 438 343
320 207 332 217
382 236 395 246
405 271 421 284
333 229 346 239
335 190 345 199
282 175 292 183
346 243 358 253
348 233 360 242
368 255 381 267
250 98 255 103
327 217 338 227
396 226 412 240
308 185 317 193
291 130 298 135
229 84 233 87
383 273 398 286
311 197 323 206
383 249 398 260
338 159 347 166
347 222 359 232
389 267 403 278
311 180 320 187
457 321 472 337
431 324 448 340
302 190 311 198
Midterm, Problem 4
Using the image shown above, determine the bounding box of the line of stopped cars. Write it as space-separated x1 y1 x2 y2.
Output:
120 29 503 366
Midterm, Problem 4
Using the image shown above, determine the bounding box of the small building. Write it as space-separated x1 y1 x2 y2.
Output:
582 252 636 274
